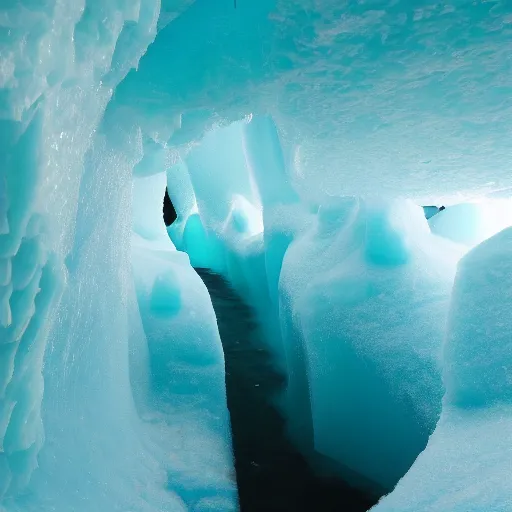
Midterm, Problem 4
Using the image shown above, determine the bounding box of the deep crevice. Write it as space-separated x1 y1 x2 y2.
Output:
195 268 377 512
163 187 177 227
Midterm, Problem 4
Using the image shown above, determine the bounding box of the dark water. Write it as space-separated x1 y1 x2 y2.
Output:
195 268 377 512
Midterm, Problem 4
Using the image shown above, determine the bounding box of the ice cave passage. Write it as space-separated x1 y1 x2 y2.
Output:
3 1 512 511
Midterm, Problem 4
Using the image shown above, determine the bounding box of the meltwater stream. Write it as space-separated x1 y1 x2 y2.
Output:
195 268 376 512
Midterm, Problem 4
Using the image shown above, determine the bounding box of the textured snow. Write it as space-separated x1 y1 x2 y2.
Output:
115 0 512 203
0 1 236 510
2 0 512 510
373 228 512 511
429 199 512 248
163 117 468 493
131 173 236 511
280 198 464 491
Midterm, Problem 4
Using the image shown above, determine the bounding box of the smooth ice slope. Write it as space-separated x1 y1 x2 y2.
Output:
373 228 512 512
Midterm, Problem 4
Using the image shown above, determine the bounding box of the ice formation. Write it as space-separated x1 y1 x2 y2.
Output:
2 0 512 511
0 1 236 510
373 228 512 512
164 121 467 495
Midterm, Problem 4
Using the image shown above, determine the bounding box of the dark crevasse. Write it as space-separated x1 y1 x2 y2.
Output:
195 268 377 512
163 187 178 226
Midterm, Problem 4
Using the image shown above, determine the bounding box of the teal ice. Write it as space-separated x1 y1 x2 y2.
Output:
1 1 512 511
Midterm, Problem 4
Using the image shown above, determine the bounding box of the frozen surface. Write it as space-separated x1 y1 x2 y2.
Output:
115 0 512 203
373 228 512 511
280 199 463 491
162 118 467 494
161 107 512 503
0 1 235 510
2 0 512 509
131 173 237 511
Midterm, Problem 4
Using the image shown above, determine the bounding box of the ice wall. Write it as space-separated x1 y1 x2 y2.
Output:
0 1 236 511
373 228 512 512
0 0 156 504
2 0 512 509
280 199 466 491
162 117 470 495
114 0 512 203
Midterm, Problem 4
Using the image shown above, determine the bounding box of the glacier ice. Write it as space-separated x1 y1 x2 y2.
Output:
115 0 512 203
2 0 512 510
0 1 236 510
373 228 512 512
279 198 464 491
163 120 467 494
160 106 512 506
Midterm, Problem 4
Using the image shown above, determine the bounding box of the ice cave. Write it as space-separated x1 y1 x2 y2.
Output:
1 1 512 511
